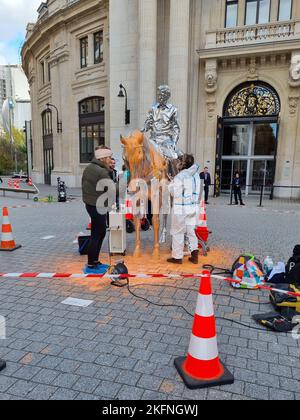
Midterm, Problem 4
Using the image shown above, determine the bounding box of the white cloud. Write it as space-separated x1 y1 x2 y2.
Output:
0 0 41 64
0 0 41 41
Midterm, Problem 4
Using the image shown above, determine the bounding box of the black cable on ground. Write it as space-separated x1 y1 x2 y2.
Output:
203 264 233 276
128 283 270 305
125 279 270 332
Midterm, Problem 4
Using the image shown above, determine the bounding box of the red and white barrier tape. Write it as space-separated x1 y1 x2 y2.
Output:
0 272 299 298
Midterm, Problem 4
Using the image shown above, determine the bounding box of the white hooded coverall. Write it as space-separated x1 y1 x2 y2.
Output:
168 164 201 260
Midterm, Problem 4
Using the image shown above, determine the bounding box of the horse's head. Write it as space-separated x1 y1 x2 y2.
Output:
120 130 145 170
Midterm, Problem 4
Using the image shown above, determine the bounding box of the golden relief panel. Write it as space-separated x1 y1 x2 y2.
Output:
226 84 280 117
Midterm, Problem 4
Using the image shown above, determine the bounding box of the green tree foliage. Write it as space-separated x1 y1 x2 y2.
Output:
0 128 27 176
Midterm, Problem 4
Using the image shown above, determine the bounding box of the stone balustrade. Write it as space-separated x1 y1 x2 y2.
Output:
205 20 300 49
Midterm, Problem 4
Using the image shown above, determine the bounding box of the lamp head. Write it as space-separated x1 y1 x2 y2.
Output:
118 85 125 98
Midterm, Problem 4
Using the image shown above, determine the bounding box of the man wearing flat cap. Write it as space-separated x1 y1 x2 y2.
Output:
82 146 114 274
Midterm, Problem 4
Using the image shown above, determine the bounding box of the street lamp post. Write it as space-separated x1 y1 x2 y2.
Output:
118 84 130 125
8 99 17 174
46 103 62 133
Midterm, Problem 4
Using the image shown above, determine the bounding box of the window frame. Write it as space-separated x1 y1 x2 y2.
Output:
42 109 53 137
225 0 239 28
80 36 88 69
79 97 105 164
41 61 45 85
277 0 293 21
94 31 104 64
245 0 271 26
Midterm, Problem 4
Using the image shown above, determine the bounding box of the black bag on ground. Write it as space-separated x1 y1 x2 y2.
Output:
252 312 296 333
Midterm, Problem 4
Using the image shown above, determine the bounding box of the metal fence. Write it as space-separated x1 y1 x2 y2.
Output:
225 184 300 207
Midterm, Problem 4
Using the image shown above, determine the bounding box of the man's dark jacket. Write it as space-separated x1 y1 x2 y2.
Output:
82 158 112 206
200 172 211 187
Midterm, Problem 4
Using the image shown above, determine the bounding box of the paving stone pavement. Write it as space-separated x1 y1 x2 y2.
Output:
0 185 299 400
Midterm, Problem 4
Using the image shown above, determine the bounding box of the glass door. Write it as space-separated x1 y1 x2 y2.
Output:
44 148 53 185
221 121 278 195
221 160 248 191
249 160 275 193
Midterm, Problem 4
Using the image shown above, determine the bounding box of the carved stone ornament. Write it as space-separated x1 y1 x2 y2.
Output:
289 55 300 87
288 96 300 116
247 60 258 80
205 61 218 94
206 99 216 119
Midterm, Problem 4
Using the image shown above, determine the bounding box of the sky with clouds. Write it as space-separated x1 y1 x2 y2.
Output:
0 0 41 65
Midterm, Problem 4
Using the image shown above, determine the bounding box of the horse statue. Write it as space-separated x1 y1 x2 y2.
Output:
121 130 175 258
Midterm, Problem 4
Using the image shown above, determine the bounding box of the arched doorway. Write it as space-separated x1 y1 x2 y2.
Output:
79 97 105 163
215 82 281 196
42 109 54 185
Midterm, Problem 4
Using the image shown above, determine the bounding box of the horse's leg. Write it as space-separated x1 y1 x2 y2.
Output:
134 216 141 257
152 213 160 259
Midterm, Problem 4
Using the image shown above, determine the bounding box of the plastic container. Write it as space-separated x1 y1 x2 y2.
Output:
263 256 274 276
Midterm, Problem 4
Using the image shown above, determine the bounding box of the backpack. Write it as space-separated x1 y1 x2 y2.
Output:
232 254 265 290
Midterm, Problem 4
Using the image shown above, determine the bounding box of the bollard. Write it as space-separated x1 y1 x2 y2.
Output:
0 359 6 372
258 184 264 207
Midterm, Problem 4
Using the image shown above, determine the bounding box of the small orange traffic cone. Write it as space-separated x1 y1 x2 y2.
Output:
195 191 209 245
86 218 92 231
0 207 22 252
174 270 234 389
125 199 134 221
14 180 20 190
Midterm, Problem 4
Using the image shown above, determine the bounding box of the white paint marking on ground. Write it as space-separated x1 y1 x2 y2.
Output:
61 297 93 308
42 236 56 240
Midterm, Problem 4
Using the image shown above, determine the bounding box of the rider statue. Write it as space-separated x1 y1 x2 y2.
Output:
142 85 182 244
142 85 181 163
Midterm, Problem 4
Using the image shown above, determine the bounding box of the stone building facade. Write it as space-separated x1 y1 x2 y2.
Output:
22 0 300 198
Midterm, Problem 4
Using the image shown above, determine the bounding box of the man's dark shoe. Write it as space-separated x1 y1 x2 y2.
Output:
167 258 183 265
240 203 245 206
189 250 199 265
0 359 6 372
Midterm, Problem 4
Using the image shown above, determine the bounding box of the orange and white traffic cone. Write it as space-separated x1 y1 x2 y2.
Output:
125 199 135 234
0 207 22 252
27 177 33 187
86 218 92 231
14 180 20 190
174 270 234 389
125 199 134 222
195 191 209 245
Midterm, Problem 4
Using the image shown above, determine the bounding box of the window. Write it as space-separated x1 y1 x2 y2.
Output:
245 0 270 25
225 0 238 28
48 62 51 83
42 110 53 136
94 31 103 64
80 36 88 68
79 97 105 163
278 0 292 21
41 62 45 85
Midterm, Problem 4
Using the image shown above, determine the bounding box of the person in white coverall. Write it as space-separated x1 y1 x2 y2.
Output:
167 154 201 265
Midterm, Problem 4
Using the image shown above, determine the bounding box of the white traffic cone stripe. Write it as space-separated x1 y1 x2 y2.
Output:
1 233 14 241
195 294 214 318
2 217 10 225
188 335 219 361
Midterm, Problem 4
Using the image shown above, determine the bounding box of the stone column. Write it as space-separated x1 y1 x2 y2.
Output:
238 0 246 26
168 0 190 152
138 0 157 128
